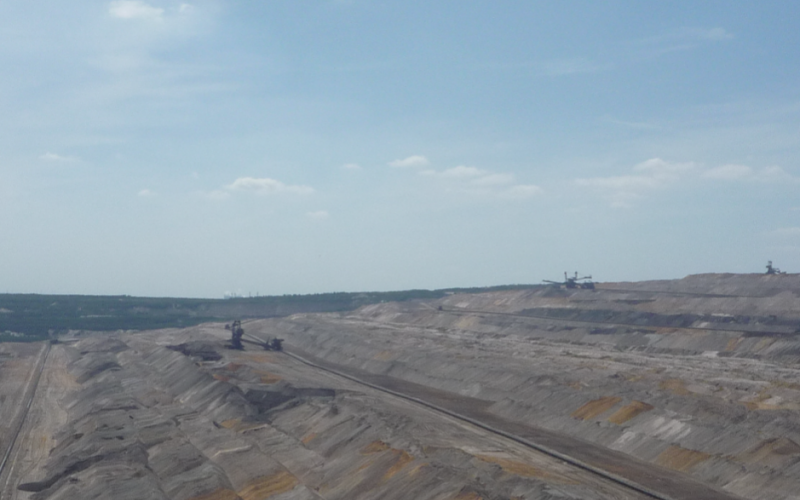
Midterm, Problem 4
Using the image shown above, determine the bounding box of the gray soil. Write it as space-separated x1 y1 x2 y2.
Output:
2 272 800 499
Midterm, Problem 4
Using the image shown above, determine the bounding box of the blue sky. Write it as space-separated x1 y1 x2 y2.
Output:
2 1 799 297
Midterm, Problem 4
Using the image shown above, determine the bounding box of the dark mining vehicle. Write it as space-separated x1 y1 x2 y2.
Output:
544 271 595 290
766 261 788 275
226 320 283 351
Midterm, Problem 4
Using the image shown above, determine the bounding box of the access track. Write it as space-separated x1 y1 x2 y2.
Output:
250 340 743 500
0 342 51 487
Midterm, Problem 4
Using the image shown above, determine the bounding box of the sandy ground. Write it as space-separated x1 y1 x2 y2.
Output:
2 274 800 499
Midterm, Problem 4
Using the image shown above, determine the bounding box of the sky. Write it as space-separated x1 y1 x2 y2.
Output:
1 1 799 298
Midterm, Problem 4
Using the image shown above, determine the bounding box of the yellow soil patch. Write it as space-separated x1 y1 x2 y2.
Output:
34 434 49 455
725 337 742 352
361 440 391 454
452 492 483 500
771 380 800 390
607 401 654 424
49 360 82 389
455 316 480 329
738 438 800 464
742 391 783 410
373 350 394 361
571 396 622 420
408 463 429 477
188 488 242 500
659 379 690 396
567 381 583 390
220 419 240 429
301 432 317 444
653 327 679 335
753 337 776 352
475 455 576 484
213 373 231 382
218 419 266 433
237 471 298 500
258 372 282 384
226 363 243 372
383 449 414 480
356 443 414 480
239 353 278 363
655 446 711 472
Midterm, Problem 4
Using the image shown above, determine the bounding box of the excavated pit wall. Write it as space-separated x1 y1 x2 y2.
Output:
251 274 800 500
15 327 654 500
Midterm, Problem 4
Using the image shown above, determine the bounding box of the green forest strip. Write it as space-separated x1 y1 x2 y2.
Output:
0 285 538 339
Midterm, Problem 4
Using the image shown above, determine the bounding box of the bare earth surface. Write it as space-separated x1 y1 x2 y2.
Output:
2 273 800 499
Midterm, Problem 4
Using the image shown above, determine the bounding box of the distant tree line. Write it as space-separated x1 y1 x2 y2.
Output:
0 284 540 340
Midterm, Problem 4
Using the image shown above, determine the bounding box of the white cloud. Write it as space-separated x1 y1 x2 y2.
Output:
471 173 515 186
307 210 330 220
604 117 661 130
179 3 194 14
419 166 489 179
632 157 695 174
204 190 230 201
702 164 752 180
577 158 696 208
579 174 660 191
413 163 539 200
694 27 734 41
755 166 795 182
341 163 361 170
225 177 314 195
579 158 797 207
109 1 164 21
440 166 484 178
137 188 156 197
506 185 543 198
389 155 430 168
39 152 78 163
702 164 795 182
635 27 734 61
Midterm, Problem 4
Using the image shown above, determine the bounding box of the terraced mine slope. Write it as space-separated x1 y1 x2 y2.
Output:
2 273 799 499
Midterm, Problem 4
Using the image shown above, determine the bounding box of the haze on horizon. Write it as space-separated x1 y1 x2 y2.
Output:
1 1 799 298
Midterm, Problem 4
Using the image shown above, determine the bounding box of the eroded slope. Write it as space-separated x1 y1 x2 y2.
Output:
4 326 651 500
247 273 800 500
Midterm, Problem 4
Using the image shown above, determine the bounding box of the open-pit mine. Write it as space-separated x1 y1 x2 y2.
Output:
2 273 800 500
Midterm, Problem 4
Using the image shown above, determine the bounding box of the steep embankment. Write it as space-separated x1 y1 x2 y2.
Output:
4 326 654 500
250 273 800 500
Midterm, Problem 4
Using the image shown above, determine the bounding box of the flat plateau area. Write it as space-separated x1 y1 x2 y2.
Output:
2 273 800 499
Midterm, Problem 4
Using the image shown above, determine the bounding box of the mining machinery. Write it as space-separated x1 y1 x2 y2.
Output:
543 271 595 290
226 320 283 351
228 320 245 349
766 261 787 275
